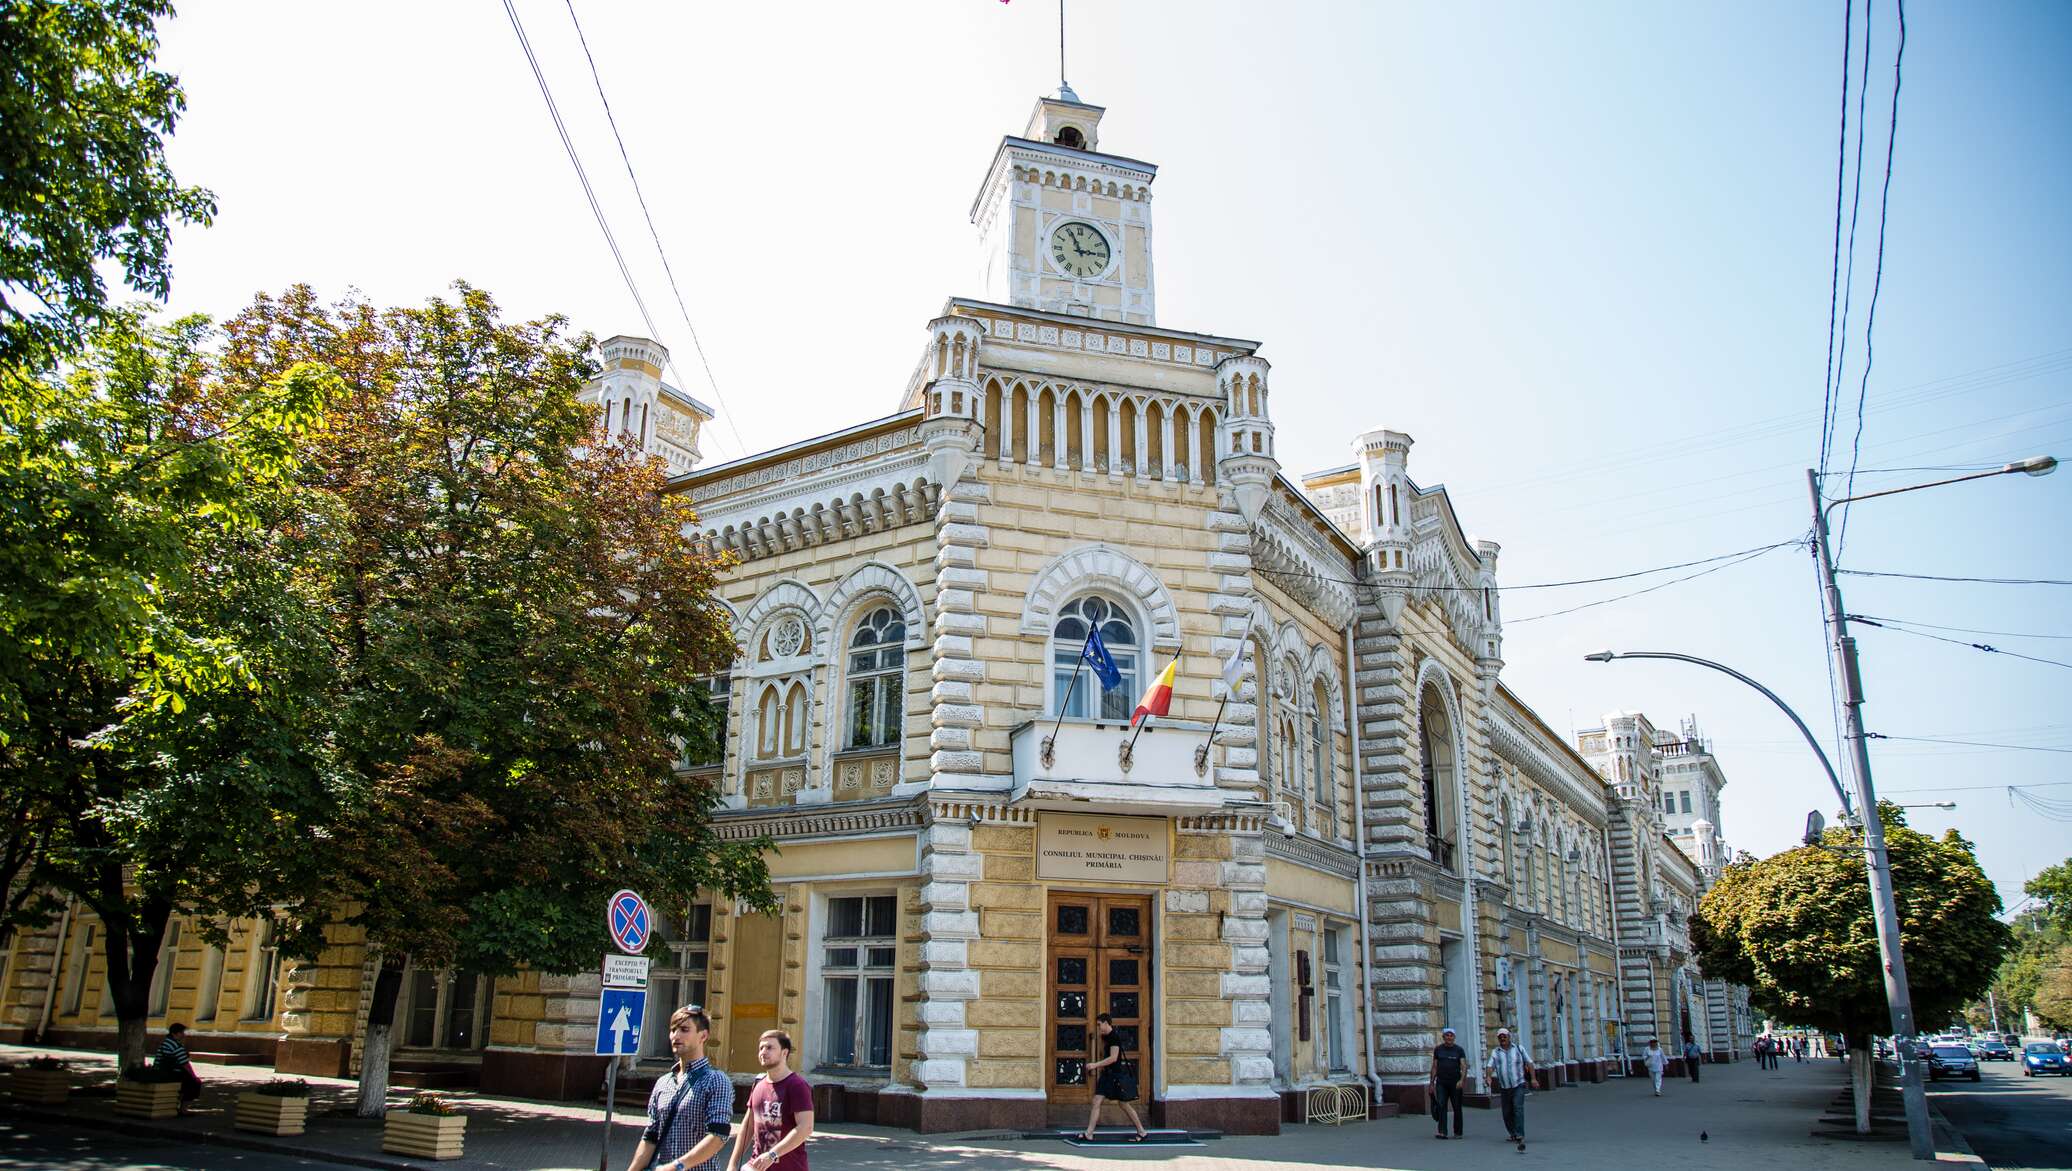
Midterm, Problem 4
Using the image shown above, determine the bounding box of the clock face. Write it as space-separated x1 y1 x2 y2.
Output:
1049 221 1112 279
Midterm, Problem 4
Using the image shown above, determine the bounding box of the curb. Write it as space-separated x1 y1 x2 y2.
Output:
1923 1098 1989 1169
1 1102 429 1171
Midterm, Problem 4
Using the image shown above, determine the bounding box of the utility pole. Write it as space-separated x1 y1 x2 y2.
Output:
1807 469 1933 1160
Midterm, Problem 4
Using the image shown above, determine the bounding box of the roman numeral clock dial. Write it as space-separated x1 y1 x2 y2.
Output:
1049 221 1112 279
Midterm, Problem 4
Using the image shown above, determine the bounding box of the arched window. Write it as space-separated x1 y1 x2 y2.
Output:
1418 686 1460 872
845 606 906 748
1307 681 1330 810
1051 596 1138 720
1499 796 1515 885
756 682 808 760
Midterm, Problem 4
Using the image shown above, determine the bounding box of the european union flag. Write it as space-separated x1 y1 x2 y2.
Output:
1081 627 1123 691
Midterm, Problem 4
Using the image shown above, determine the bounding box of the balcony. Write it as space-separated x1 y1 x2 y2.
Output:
1008 719 1243 816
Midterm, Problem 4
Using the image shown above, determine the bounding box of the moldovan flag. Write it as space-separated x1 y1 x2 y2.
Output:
1131 658 1179 727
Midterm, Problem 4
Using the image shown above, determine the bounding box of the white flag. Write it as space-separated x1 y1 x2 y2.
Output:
1221 610 1256 691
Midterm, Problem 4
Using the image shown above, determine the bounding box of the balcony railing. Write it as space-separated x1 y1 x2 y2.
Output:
1427 833 1457 873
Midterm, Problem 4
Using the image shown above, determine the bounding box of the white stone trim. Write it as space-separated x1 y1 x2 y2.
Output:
1020 543 1182 653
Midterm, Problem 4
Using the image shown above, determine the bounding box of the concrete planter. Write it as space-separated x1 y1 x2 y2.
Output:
235 1091 310 1136
383 1110 467 1160
10 1068 70 1104
116 1078 183 1119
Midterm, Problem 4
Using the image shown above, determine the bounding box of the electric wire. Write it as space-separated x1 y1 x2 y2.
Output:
1245 538 1803 594
1818 0 1856 475
1826 0 1875 478
561 0 749 460
1838 570 2072 586
501 0 679 442
1836 0 1907 557
1854 617 2072 670
1851 615 2072 640
1881 779 2072 794
1866 734 2072 754
1505 543 1792 624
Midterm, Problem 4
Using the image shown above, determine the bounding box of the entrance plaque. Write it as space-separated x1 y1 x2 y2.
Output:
1036 812 1169 884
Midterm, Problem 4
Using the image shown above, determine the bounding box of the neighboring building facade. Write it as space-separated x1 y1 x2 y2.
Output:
1576 712 1754 1065
0 84 1749 1128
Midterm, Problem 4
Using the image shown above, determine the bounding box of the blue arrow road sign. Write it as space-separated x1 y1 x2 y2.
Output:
595 987 647 1056
607 889 651 954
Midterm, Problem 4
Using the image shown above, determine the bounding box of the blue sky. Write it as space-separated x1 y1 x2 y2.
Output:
151 1 2070 909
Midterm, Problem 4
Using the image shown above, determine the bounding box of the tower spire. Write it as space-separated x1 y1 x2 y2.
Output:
1057 0 1077 102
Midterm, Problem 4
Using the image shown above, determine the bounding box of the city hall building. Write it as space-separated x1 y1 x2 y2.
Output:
0 87 1748 1131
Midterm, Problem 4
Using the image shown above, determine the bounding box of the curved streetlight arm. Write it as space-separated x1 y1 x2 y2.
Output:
1584 650 1853 817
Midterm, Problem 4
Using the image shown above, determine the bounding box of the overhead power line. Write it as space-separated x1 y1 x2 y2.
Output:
1818 0 1857 476
1836 0 1908 557
1506 542 1792 625
1867 733 2072 755
1839 569 2072 586
1825 0 1875 479
1881 780 2072 794
1854 617 2072 670
561 0 749 459
1851 614 2072 640
1248 538 1802 595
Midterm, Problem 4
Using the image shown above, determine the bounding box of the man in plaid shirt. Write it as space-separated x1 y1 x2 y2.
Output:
626 1005 734 1171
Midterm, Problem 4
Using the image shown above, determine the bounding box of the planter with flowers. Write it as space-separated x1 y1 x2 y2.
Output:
115 1064 182 1119
10 1056 70 1104
236 1079 311 1136
383 1092 467 1160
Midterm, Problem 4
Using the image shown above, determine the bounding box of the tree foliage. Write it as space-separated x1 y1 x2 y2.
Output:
2026 860 2072 935
0 0 215 369
1693 802 2012 1046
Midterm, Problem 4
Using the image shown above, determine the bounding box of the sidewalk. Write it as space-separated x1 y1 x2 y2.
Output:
0 1044 1980 1170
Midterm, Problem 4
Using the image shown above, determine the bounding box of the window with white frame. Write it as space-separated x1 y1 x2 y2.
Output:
644 903 713 1060
1307 682 1329 810
753 614 812 762
243 920 281 1021
1051 596 1139 720
195 941 224 1022
1322 927 1349 1072
845 606 905 749
403 968 491 1050
149 921 182 1017
821 895 896 1069
63 924 93 1015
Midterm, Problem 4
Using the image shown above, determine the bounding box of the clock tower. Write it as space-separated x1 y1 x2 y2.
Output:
969 85 1157 325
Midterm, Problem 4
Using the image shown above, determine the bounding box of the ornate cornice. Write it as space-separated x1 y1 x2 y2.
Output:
712 798 925 843
1265 831 1360 879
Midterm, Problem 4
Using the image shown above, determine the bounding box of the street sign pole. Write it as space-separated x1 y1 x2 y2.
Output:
599 1060 617 1171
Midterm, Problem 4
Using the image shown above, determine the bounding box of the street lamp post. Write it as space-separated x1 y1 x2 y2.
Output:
1586 454 2054 1161
1809 454 2053 1160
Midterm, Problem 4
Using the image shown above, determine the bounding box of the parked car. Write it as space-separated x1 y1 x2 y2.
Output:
1975 1039 2013 1061
2023 1043 2069 1076
1927 1045 1982 1081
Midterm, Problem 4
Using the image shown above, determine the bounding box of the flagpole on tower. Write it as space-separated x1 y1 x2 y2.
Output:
1059 0 1067 92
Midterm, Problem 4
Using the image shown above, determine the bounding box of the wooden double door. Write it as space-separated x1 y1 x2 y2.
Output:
1046 891 1151 1123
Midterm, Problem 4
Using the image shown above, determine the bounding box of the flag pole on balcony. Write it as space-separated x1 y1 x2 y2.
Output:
1044 624 1122 767
1122 657 1180 770
1196 609 1256 776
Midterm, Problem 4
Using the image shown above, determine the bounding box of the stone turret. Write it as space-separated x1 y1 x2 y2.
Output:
1356 428 1415 627
919 314 985 490
1216 354 1276 523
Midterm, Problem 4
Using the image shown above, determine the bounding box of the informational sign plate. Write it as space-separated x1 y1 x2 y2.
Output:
602 954 651 989
1035 812 1168 884
607 889 651 955
595 987 647 1056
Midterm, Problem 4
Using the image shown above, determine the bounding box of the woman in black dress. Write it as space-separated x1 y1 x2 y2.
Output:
1081 1012 1148 1142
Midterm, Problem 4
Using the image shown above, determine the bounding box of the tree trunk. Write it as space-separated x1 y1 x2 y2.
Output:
100 895 169 1072
1850 1045 1873 1134
356 957 405 1118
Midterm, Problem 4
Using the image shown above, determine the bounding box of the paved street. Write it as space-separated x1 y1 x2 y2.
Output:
2 1046 1987 1170
1928 1051 2072 1171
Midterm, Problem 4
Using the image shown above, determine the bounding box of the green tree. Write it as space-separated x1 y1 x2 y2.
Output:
0 0 215 369
1693 803 2011 1131
215 285 771 1114
2034 952 2072 1032
1 313 338 1066
2026 860 2072 935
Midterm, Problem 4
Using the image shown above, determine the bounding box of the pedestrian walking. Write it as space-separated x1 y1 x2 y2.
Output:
1078 1013 1147 1142
1793 1038 1805 1064
1484 1026 1535 1151
729 1030 814 1171
1682 1035 1703 1083
154 1023 203 1114
1429 1027 1468 1139
1643 1038 1667 1096
627 1005 733 1171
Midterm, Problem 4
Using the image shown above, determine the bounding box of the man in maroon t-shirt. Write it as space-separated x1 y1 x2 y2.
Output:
729 1029 814 1171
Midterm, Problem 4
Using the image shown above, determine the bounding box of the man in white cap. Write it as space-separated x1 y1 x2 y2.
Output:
1484 1026 1535 1151
1428 1027 1469 1139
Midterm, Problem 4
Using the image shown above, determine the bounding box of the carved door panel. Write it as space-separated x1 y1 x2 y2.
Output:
1046 892 1151 1123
